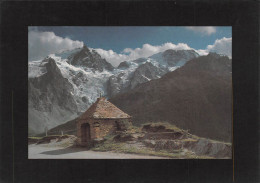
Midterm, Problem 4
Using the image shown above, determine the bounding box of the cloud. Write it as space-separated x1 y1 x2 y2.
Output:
96 42 192 66
206 37 232 57
94 49 130 67
185 26 217 35
196 49 209 56
29 30 83 61
96 37 231 66
123 43 191 58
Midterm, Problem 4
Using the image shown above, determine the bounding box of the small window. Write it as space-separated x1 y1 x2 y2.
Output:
115 121 121 130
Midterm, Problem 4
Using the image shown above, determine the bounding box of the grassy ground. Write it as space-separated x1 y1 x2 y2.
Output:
91 137 213 159
91 123 215 159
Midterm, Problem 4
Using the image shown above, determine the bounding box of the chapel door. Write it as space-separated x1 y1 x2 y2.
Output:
81 123 91 143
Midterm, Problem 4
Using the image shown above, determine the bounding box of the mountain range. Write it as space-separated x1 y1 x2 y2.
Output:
28 45 231 142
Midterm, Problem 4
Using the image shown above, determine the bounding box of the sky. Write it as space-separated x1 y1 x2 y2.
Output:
28 26 232 66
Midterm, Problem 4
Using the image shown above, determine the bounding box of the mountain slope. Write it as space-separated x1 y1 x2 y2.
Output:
110 54 232 142
28 58 78 135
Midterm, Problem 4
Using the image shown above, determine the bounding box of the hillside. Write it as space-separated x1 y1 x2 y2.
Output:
110 53 232 142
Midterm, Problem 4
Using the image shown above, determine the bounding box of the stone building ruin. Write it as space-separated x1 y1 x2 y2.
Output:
76 97 132 146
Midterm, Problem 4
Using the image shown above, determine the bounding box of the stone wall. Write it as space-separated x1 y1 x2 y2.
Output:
77 117 132 146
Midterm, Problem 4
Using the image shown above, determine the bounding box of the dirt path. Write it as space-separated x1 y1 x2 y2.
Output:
28 144 169 159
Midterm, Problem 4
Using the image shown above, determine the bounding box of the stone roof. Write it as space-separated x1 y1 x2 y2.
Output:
80 97 131 119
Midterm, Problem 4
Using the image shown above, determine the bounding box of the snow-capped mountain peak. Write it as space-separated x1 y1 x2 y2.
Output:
67 45 114 72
